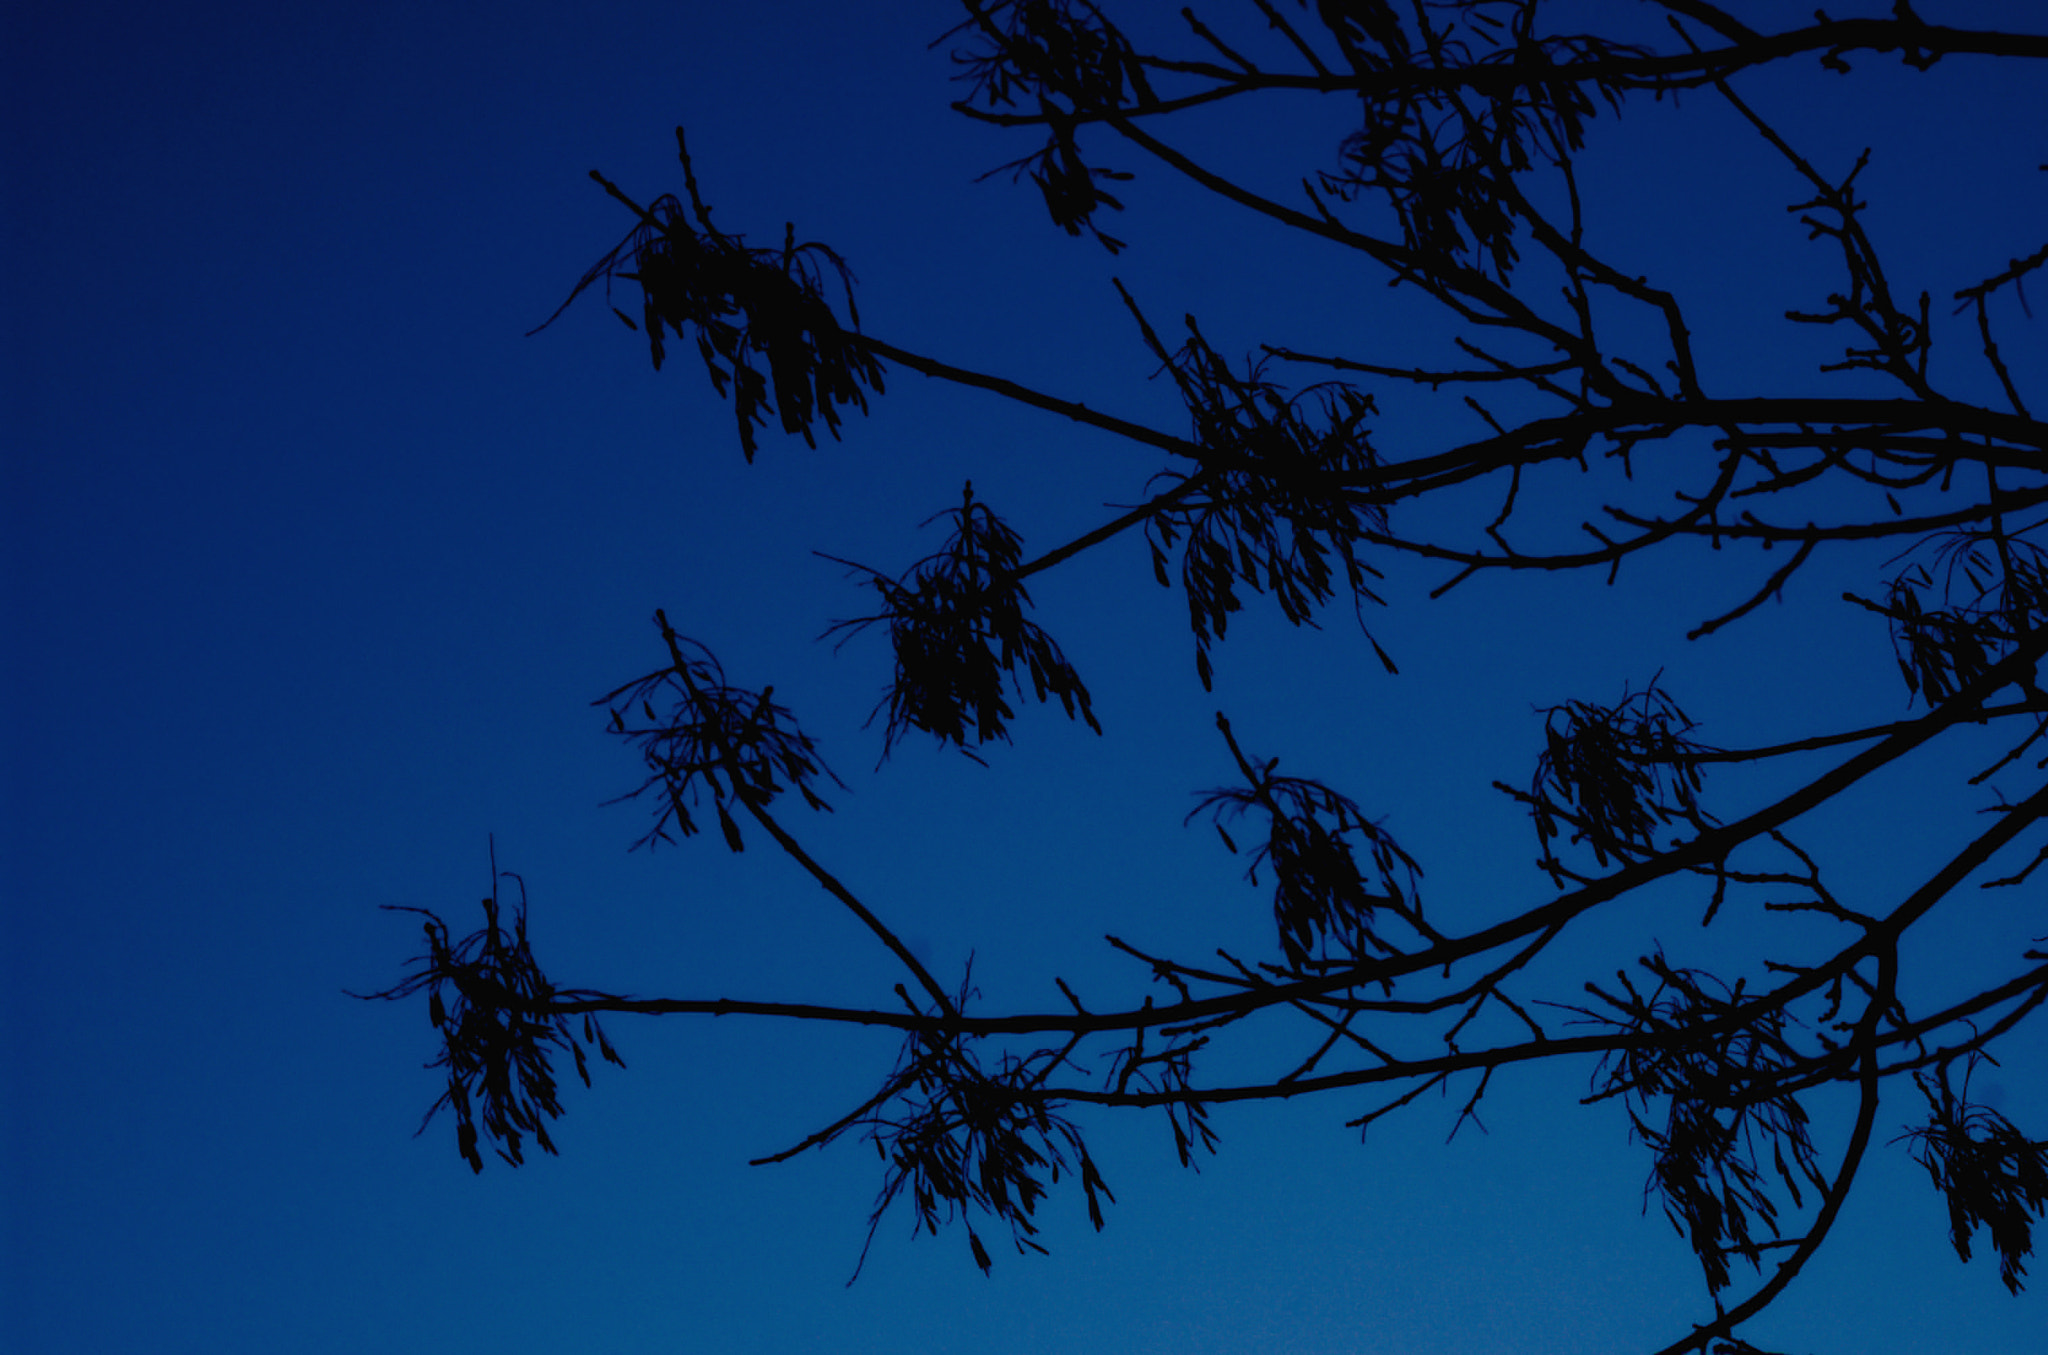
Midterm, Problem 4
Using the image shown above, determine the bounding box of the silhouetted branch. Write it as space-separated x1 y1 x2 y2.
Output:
384 5 2048 1336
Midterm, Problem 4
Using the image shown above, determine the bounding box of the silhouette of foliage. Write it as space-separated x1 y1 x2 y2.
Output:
1583 955 1827 1294
1128 291 1396 688
1191 713 1423 971
1903 1055 2048 1295
530 130 884 460
357 851 624 1173
1314 10 1642 282
1529 681 1712 876
376 4 2048 1350
824 483 1100 755
842 969 1115 1280
954 0 1150 110
952 0 1149 251
597 612 844 851
1855 531 2048 708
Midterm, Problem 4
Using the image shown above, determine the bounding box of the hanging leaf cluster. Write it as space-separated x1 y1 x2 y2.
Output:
358 877 623 1174
387 0 2048 1324
1861 532 2048 708
598 614 843 852
1191 713 1421 971
1902 1059 2048 1294
953 0 1150 110
826 484 1100 755
1530 681 1712 875
1016 113 1137 251
952 0 1147 250
1137 309 1392 688
529 130 885 459
854 998 1113 1279
1586 956 1826 1294
1309 0 1412 71
1314 2 1641 281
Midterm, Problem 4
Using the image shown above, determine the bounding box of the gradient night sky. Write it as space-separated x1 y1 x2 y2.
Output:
6 2 2047 1352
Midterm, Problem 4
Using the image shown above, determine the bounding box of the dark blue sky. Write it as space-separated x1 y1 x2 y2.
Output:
6 2 2046 1351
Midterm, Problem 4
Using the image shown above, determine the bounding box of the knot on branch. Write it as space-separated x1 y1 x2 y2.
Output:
825 483 1100 756
599 616 843 852
529 132 884 459
354 866 623 1174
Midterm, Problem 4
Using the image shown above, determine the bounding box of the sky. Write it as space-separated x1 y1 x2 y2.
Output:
4 2 2047 1352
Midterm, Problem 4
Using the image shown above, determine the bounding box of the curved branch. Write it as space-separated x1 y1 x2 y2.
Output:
654 610 958 1015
